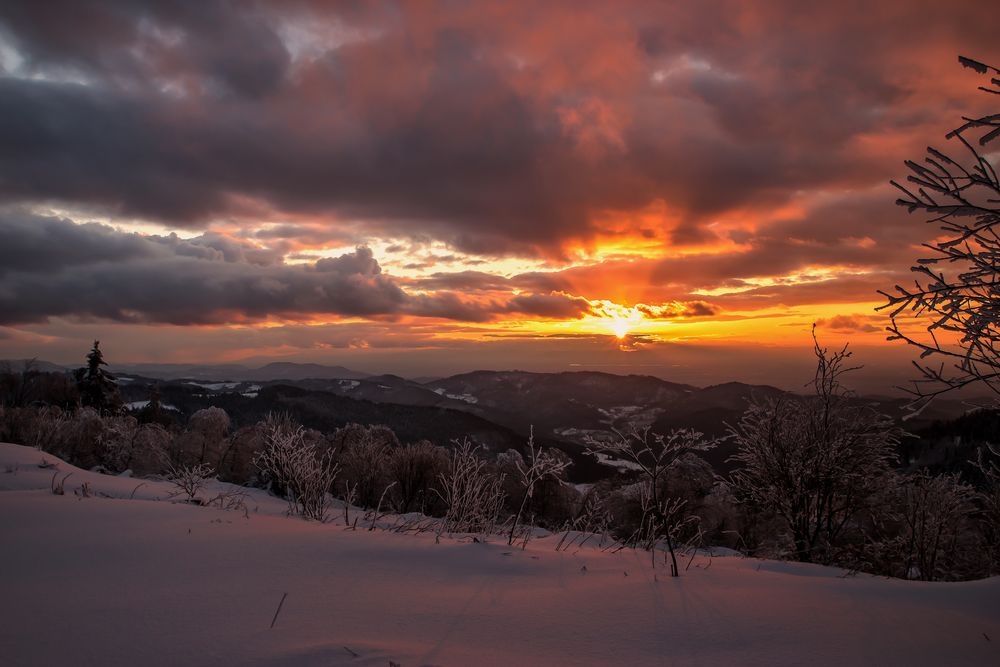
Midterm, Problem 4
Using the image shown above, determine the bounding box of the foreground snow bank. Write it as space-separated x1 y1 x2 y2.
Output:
1 443 998 667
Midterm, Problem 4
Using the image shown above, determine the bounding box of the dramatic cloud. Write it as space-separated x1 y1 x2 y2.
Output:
0 1 992 252
0 1 992 384
0 211 641 327
0 212 409 324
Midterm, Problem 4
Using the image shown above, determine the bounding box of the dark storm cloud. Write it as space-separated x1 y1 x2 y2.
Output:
505 292 592 319
0 211 589 325
0 0 290 97
0 212 411 324
0 0 993 255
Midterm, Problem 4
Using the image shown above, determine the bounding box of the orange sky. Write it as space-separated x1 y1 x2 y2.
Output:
0 1 996 390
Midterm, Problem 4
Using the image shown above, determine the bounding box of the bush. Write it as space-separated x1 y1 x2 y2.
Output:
172 407 230 467
254 413 338 521
436 439 506 536
387 440 449 514
165 462 215 502
332 423 398 509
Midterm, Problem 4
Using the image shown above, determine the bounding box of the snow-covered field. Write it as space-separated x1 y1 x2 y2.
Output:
1 442 998 666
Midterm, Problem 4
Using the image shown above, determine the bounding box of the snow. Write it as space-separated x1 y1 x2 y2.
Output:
1 442 998 667
337 380 360 390
125 400 179 411
432 387 479 404
591 451 645 472
597 405 663 428
186 381 241 390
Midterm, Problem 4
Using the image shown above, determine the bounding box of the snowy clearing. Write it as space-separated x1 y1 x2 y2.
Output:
0 442 998 667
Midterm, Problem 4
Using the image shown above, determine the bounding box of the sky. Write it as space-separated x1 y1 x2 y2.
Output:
0 1 996 390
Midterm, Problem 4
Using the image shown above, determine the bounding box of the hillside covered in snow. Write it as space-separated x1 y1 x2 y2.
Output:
1 442 997 667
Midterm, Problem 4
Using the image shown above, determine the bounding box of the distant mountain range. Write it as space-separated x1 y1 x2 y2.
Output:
2 359 370 382
5 358 977 482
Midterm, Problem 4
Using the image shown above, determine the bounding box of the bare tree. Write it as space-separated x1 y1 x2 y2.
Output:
507 428 570 546
586 426 714 576
879 56 1000 407
729 330 902 564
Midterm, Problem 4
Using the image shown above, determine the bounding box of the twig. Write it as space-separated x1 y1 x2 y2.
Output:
269 592 288 629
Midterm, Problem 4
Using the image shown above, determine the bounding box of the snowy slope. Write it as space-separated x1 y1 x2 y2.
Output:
1 443 998 667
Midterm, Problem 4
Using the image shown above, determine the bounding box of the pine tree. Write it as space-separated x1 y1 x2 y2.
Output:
74 340 122 414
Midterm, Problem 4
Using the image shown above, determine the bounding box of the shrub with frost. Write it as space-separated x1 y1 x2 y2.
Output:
253 413 338 521
436 439 506 536
506 428 570 545
387 440 449 514
586 425 714 577
333 423 396 509
165 461 215 502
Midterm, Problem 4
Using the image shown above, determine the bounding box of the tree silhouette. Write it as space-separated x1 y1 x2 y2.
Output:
74 340 122 414
878 56 1000 407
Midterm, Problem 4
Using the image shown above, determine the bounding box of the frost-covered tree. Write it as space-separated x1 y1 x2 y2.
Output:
74 341 121 414
879 57 1000 407
729 330 901 563
586 426 714 577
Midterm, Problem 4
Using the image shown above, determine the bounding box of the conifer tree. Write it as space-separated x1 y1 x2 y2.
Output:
74 340 122 414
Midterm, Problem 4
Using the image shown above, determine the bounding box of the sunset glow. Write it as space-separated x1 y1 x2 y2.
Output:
0 1 992 388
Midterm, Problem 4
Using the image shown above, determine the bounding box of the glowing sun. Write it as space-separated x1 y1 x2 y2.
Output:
609 316 635 339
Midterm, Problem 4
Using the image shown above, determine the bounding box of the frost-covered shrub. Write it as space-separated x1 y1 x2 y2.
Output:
436 439 506 536
859 471 984 581
502 431 571 544
332 423 398 509
216 425 267 484
128 424 172 476
977 445 1000 574
57 407 106 468
585 426 715 576
0 406 66 453
98 415 140 473
387 440 449 514
254 413 338 521
166 462 215 502
172 407 230 467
